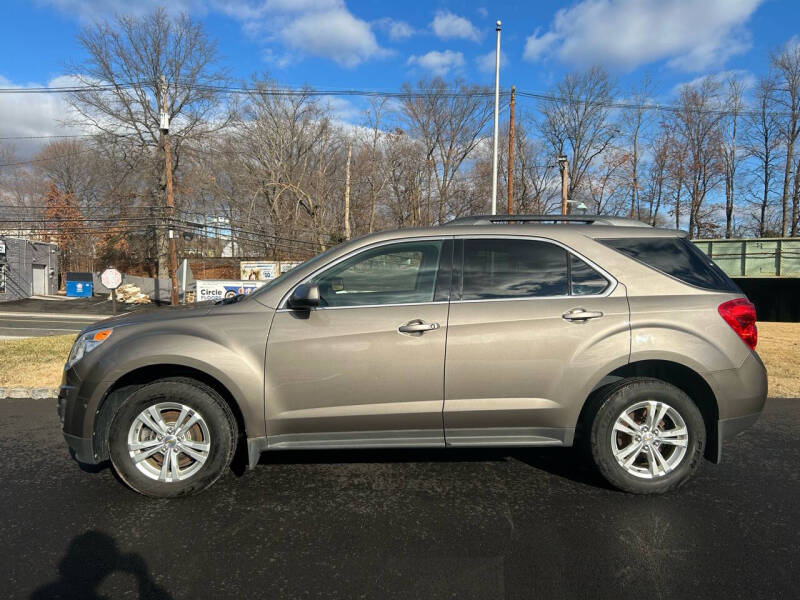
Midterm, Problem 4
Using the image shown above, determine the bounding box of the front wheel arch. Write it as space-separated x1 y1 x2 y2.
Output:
92 365 247 463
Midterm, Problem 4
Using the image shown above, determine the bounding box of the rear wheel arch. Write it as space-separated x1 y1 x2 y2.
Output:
578 360 719 462
92 365 247 463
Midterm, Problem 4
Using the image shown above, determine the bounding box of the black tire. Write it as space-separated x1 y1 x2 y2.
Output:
589 377 706 494
108 379 237 498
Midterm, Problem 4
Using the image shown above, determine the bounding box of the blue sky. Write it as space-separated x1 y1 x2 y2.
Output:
0 0 798 147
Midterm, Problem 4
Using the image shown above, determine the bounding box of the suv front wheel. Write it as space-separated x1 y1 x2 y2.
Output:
590 378 706 494
108 379 237 497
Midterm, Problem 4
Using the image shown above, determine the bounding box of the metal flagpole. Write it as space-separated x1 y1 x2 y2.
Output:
491 20 502 215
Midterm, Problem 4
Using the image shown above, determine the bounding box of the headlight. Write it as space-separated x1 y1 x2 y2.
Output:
66 328 113 370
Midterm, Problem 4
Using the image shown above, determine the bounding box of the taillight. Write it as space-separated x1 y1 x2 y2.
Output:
718 298 757 350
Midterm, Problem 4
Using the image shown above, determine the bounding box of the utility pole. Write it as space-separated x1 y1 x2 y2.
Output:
507 85 516 215
558 154 569 215
160 75 179 306
344 141 352 240
490 20 502 215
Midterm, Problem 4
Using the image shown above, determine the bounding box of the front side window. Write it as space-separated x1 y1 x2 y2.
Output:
311 240 446 307
462 239 569 299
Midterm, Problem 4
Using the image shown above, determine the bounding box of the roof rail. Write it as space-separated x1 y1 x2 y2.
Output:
443 214 652 227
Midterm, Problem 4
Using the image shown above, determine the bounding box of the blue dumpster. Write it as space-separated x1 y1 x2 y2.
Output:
65 272 93 297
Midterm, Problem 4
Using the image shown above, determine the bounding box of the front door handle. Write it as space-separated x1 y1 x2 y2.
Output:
398 320 440 334
562 308 604 322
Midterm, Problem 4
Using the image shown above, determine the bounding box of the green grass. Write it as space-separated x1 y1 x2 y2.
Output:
0 334 74 388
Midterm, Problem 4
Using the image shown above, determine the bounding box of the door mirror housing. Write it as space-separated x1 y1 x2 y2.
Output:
287 283 320 310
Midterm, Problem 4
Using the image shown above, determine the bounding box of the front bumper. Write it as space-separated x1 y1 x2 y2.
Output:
58 382 102 465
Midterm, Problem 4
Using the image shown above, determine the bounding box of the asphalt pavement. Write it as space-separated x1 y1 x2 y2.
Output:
0 398 797 600
0 297 156 338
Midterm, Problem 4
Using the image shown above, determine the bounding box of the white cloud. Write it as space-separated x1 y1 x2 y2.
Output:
38 0 389 69
476 50 508 74
523 0 764 72
374 18 415 40
35 0 209 19
0 75 86 157
281 8 387 68
477 7 488 18
407 50 465 77
670 69 756 96
323 96 362 123
431 10 481 43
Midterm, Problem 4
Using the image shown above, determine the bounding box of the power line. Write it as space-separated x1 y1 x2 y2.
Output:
0 134 95 141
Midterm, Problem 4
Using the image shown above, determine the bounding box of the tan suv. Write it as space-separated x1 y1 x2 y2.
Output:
58 215 767 497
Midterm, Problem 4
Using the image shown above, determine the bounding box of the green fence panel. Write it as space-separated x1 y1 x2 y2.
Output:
693 238 800 278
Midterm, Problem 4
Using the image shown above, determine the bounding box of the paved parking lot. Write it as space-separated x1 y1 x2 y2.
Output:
0 398 796 599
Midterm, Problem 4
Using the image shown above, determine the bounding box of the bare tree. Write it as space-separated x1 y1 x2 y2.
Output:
400 78 493 223
643 129 670 226
745 76 782 236
620 75 656 219
772 41 800 235
539 66 618 207
719 75 746 238
672 77 724 237
67 8 230 276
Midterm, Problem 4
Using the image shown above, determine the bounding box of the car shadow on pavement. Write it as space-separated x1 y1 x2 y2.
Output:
254 445 614 490
29 530 173 600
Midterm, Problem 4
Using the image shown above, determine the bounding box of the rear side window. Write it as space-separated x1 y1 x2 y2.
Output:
570 255 610 296
460 238 611 300
462 239 568 299
600 237 739 292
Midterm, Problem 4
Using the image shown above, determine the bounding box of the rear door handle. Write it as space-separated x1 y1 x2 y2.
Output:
562 308 604 322
398 320 440 334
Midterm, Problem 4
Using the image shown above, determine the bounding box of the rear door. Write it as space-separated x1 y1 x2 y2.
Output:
443 236 630 446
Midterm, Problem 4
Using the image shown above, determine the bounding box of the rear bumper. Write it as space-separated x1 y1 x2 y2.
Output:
710 411 761 464
705 351 767 463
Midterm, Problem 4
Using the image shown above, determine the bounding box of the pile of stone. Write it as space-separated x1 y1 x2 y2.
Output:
110 283 151 304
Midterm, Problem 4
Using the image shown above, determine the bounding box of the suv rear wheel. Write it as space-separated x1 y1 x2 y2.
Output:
589 378 706 494
108 379 237 498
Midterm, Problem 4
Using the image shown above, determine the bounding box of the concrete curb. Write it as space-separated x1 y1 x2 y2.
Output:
0 387 59 399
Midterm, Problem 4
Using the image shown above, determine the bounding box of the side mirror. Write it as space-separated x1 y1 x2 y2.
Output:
287 283 320 310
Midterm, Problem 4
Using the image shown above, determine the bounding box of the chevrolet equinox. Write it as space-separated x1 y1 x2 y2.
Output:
59 215 767 497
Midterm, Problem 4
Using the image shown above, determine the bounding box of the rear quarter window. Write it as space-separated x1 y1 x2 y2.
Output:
600 237 740 293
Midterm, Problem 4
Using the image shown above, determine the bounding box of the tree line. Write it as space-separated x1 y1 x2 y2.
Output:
2 8 800 278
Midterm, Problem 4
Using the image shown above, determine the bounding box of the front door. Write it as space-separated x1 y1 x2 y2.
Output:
443 236 630 446
264 238 452 448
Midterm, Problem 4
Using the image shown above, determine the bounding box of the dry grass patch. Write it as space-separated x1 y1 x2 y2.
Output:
0 323 798 396
755 322 800 398
0 334 74 389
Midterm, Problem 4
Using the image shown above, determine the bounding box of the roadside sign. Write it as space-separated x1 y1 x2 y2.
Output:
195 280 266 302
101 268 122 290
240 261 278 281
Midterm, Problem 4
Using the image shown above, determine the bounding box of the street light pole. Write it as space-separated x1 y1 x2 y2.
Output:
507 85 515 215
491 20 502 215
